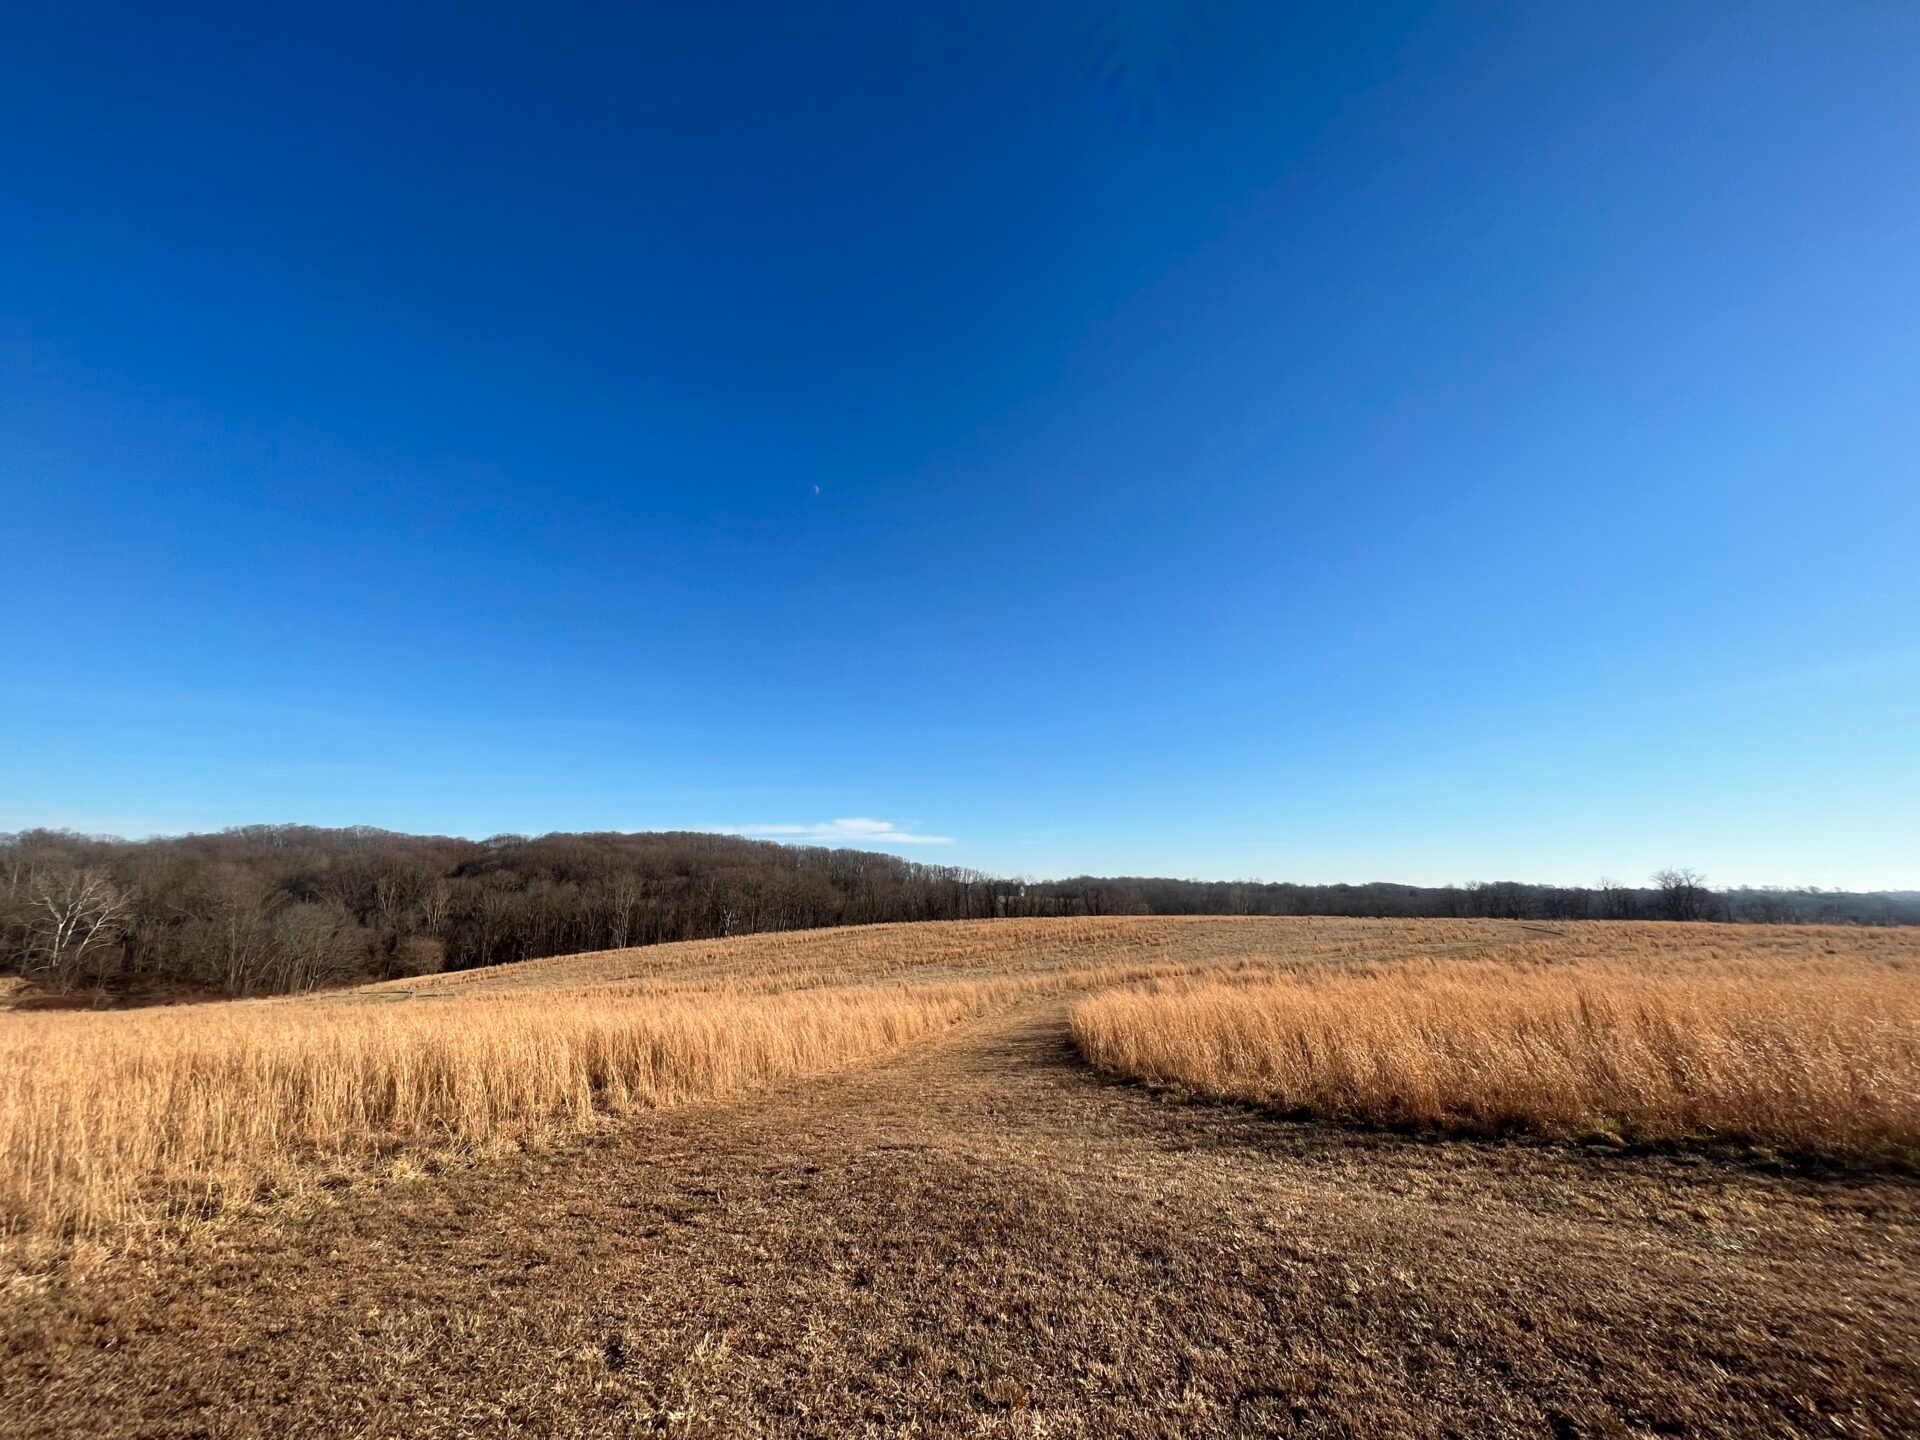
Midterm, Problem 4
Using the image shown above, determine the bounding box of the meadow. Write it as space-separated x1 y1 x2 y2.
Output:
6 915 1920 1437
6 916 1915 1254
1071 928 1920 1164
0 916 1463 1247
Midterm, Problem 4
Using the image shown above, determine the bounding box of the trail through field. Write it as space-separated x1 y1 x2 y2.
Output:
8 998 1919 1439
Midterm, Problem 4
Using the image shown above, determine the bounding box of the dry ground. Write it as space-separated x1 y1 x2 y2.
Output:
6 972 1918 1438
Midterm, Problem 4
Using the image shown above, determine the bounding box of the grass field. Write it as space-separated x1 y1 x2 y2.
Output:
1072 935 1920 1164
2 916 1493 1247
7 916 1915 1249
5 916 1919 1437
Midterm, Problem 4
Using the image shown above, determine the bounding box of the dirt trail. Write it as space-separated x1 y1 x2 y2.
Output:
6 1000 1918 1438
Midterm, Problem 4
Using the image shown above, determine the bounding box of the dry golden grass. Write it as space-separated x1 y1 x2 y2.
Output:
3 916 1434 1248
373 915 1496 998
1 982 1029 1244
1072 928 1920 1163
9 916 1916 1255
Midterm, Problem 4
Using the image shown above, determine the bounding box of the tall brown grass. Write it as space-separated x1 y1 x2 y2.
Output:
1071 952 1920 1164
9 917 1916 1252
3 915 1409 1247
0 979 1050 1244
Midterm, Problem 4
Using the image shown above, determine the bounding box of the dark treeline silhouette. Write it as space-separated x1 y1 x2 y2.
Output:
1034 870 1919 927
3 827 1914 997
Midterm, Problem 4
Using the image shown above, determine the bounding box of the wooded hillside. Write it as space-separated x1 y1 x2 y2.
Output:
4 826 1913 997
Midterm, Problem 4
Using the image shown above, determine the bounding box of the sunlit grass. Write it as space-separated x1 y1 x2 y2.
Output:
7 916 1915 1254
1071 943 1920 1163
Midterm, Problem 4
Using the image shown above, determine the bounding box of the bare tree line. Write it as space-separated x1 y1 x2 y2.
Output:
2 827 1913 999
1035 866 1912 926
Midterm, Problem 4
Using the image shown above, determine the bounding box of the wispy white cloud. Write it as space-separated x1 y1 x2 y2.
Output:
724 817 953 847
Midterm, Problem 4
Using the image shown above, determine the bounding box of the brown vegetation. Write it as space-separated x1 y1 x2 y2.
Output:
4 916 1468 1247
10 917 1916 1255
3 983 1000 1242
8 987 1919 1438
4 917 1919 1436
1071 925 1920 1164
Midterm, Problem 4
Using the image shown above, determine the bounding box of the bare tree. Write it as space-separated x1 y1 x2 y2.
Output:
1596 877 1634 920
268 902 362 994
418 878 452 936
602 873 643 949
28 868 132 993
370 864 424 934
1652 868 1709 922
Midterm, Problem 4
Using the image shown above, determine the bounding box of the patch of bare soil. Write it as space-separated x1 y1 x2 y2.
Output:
4 999 1916 1438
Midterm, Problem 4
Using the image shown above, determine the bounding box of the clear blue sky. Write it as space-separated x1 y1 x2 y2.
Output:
3 1 1916 888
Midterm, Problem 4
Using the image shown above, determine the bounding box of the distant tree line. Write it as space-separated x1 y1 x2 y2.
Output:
1025 867 1919 927
2 827 1913 998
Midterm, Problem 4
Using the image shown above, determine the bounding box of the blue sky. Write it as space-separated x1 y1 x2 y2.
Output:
3 1 1917 888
